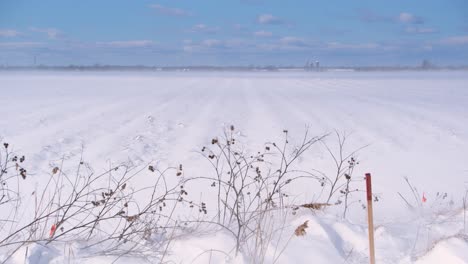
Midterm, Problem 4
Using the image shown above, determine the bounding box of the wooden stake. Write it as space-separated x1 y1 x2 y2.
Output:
365 173 376 264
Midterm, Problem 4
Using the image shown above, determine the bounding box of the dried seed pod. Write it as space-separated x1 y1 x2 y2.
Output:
294 221 309 236
20 169 26 179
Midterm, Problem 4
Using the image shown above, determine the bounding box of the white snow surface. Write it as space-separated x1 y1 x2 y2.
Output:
0 71 467 263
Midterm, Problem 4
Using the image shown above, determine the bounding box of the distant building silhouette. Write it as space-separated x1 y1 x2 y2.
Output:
421 59 433 69
305 59 320 71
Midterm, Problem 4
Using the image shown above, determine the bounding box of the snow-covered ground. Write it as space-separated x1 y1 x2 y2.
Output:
1 71 467 263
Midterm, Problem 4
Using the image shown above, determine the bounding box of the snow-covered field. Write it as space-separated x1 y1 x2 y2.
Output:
1 71 467 263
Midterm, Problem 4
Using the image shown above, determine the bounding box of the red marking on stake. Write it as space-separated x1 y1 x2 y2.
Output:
422 192 427 203
365 173 372 201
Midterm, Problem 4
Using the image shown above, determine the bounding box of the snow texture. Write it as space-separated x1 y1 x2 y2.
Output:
0 71 467 263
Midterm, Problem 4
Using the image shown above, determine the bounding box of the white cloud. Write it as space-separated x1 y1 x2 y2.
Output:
183 45 194 52
327 42 380 50
254 37 311 51
30 27 61 39
183 39 223 52
280 37 304 45
254 31 273 37
398 13 424 24
202 39 223 48
182 37 405 55
183 38 249 52
357 10 391 23
149 4 191 17
257 14 283 25
422 45 433 51
398 13 413 23
405 27 437 34
0 29 21 37
0 42 43 48
357 10 425 25
96 40 154 48
440 35 468 45
233 24 247 31
189 24 220 34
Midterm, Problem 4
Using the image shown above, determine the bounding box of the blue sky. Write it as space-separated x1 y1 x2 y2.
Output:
0 0 467 66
